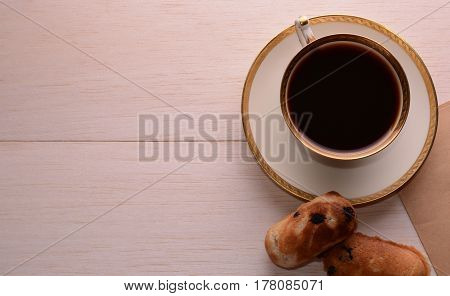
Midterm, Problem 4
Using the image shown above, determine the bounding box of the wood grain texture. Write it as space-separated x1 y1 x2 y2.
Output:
0 142 433 275
0 0 448 140
0 0 447 275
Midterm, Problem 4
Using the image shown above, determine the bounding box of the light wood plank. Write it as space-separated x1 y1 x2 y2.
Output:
0 0 445 276
0 142 433 275
0 0 448 141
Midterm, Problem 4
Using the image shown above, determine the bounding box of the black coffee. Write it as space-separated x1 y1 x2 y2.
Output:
287 41 401 151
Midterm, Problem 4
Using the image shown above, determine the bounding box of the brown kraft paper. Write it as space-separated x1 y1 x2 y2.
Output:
400 102 450 276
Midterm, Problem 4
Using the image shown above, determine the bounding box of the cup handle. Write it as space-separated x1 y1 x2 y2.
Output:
295 16 316 47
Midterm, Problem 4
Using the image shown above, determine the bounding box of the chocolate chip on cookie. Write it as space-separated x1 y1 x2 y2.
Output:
310 213 325 224
338 245 354 262
343 207 355 222
327 265 337 276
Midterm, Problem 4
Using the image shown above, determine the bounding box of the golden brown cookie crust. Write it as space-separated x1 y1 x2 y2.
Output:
265 192 357 269
323 232 430 276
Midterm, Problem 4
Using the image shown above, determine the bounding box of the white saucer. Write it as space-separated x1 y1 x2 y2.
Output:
242 15 438 206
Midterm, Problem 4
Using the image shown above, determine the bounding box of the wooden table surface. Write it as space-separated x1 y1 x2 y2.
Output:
0 0 448 275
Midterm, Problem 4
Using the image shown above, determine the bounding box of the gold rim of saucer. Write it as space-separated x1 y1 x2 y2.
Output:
280 34 410 160
241 15 438 206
